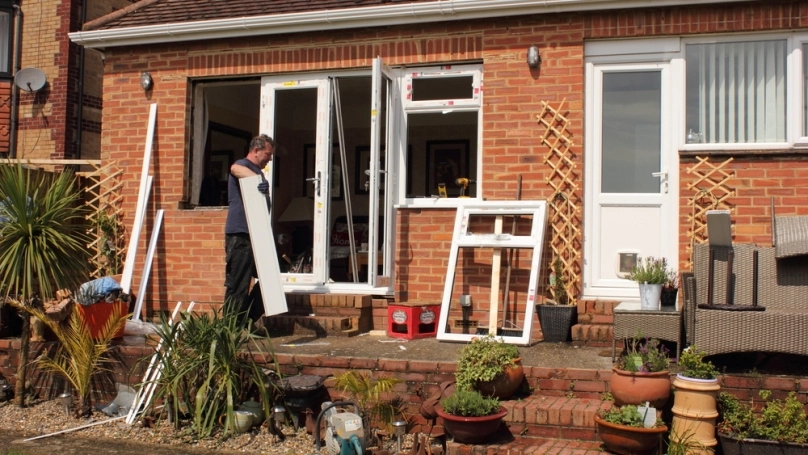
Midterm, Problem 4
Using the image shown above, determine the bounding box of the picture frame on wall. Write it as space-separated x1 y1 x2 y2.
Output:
425 139 470 198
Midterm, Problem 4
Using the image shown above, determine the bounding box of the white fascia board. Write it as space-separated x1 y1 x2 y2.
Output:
69 0 759 49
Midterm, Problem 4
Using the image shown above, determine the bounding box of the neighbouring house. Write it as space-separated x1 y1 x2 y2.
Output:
0 0 135 161
66 0 808 344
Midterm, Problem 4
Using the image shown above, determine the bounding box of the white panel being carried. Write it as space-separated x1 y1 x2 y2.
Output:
239 174 288 317
436 201 548 346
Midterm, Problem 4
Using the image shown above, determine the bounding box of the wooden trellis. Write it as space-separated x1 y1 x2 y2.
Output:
78 161 126 278
686 156 735 269
536 99 581 303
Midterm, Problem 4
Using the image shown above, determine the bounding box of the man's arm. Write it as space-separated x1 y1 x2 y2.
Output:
230 163 260 178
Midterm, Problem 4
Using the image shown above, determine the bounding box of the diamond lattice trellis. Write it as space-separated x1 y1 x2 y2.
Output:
78 161 126 278
536 99 581 304
686 156 736 269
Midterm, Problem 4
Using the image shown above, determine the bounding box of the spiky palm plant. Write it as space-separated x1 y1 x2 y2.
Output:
333 370 405 432
9 301 129 416
0 163 91 407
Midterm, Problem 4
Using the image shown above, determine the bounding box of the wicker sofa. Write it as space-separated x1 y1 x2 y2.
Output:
686 242 808 357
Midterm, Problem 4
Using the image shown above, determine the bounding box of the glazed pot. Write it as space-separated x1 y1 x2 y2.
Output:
237 399 265 427
610 367 672 408
595 415 668 455
435 405 508 444
671 374 720 455
475 357 524 399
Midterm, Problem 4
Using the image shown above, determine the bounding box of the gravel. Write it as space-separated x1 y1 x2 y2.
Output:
0 398 423 455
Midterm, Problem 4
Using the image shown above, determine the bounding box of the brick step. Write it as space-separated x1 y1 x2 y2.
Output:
443 395 613 455
571 323 614 347
264 315 361 337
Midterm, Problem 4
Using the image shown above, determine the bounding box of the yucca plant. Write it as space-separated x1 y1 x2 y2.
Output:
9 301 129 416
333 370 405 432
0 163 91 407
144 309 283 438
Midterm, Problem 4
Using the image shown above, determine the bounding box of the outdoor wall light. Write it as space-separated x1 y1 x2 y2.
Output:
140 71 153 90
527 45 541 69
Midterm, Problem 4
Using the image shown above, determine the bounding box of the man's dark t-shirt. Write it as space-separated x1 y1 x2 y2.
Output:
224 158 264 235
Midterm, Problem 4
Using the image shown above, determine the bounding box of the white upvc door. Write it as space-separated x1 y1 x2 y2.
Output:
583 61 679 299
260 76 332 285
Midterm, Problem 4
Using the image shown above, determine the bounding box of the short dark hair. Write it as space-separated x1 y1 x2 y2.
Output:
250 134 277 152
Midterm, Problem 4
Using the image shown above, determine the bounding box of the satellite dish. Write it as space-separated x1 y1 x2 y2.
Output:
15 68 47 92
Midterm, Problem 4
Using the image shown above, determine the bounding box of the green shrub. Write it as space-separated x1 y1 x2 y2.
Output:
676 345 718 380
600 404 663 428
718 390 808 443
455 334 520 391
440 389 500 417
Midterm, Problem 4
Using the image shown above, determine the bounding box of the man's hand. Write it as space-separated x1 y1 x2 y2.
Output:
257 180 269 194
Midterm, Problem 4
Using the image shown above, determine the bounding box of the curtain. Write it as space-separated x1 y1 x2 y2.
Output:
686 40 786 143
191 86 209 205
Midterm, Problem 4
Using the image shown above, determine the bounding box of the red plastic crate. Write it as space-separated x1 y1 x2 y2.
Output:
77 301 128 339
387 303 440 340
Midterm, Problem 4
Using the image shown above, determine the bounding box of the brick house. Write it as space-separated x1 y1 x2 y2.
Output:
67 0 808 344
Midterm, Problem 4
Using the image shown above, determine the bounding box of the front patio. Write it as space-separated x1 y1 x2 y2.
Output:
1 327 806 455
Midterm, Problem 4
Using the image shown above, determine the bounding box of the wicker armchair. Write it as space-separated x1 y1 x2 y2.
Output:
689 243 808 357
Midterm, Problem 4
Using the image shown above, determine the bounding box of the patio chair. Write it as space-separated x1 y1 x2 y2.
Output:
690 242 808 357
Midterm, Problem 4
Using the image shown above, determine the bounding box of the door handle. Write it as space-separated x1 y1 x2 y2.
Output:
306 172 321 197
652 170 668 193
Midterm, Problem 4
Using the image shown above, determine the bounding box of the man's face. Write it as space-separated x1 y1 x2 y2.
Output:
255 145 274 167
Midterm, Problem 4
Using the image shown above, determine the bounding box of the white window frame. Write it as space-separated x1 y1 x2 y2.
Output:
396 64 484 208
679 32 808 152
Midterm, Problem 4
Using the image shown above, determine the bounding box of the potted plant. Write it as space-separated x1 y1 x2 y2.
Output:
435 388 507 444
333 370 405 434
627 256 671 310
537 257 577 342
717 390 808 455
455 333 524 399
661 269 680 309
671 345 721 454
611 333 672 408
594 404 668 455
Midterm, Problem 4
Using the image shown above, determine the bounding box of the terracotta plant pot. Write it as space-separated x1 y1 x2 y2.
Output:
595 415 668 455
671 374 720 455
476 357 524 399
435 405 508 444
610 367 672 408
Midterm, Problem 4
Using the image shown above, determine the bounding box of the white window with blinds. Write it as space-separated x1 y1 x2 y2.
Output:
685 39 787 145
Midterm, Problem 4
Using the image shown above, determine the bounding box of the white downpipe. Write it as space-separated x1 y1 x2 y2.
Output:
69 0 758 49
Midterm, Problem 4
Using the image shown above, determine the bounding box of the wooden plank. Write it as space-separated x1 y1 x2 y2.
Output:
239 174 288 317
131 209 163 321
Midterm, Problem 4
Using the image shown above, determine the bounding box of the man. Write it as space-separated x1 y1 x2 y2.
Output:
224 134 276 324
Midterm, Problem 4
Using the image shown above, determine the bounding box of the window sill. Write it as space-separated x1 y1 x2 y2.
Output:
679 147 808 157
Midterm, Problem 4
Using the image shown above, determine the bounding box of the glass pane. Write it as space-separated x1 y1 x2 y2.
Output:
601 71 661 194
804 43 808 137
685 40 787 143
0 12 8 74
405 111 478 198
411 76 474 101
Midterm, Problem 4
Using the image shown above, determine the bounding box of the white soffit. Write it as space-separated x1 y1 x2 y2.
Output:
70 0 760 49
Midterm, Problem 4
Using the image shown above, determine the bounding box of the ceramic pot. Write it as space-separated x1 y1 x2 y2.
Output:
595 415 667 455
610 367 672 408
220 410 254 434
639 283 663 310
435 405 507 444
475 357 524 399
237 399 265 426
671 374 720 455
661 287 678 308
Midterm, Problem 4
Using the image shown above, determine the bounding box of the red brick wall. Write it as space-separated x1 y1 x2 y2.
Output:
98 2 808 318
